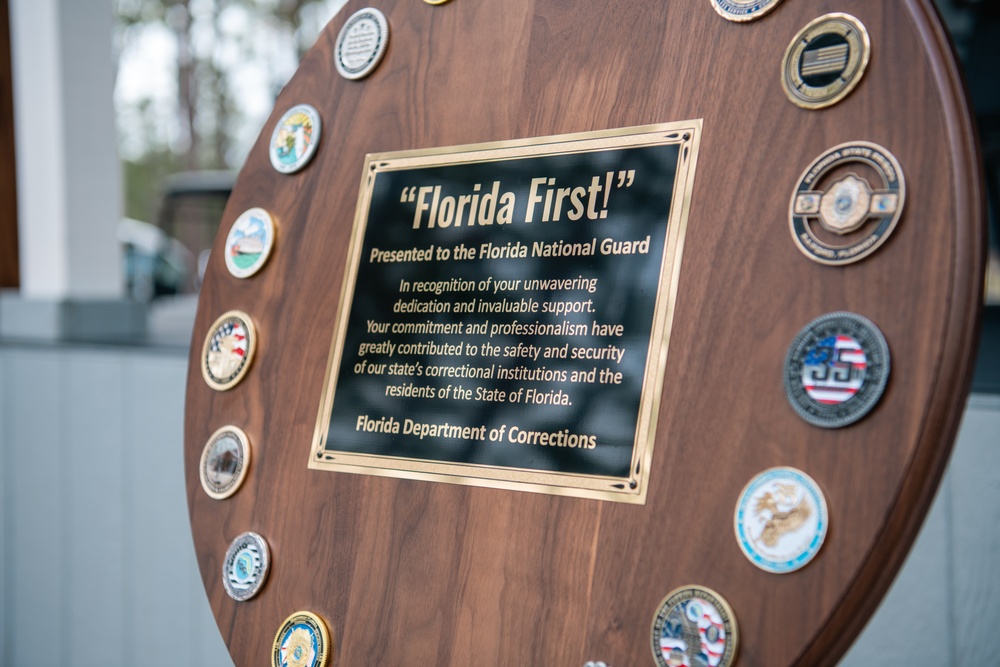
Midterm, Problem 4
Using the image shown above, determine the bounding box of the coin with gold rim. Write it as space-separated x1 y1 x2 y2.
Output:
423 0 451 4
651 585 738 667
790 141 905 265
201 310 256 391
782 13 870 110
272 611 331 667
710 0 782 22
199 425 251 499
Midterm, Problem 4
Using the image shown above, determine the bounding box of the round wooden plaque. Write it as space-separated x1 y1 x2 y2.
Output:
184 1 985 665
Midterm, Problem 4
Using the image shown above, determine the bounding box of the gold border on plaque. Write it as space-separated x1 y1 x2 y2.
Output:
309 121 702 504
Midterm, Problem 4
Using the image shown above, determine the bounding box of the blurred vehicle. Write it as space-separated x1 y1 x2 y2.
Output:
120 170 235 301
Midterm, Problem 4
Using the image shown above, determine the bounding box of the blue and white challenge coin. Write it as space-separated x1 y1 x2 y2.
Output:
269 104 321 174
651 585 738 667
335 8 389 81
222 532 270 601
272 611 331 667
225 208 275 279
710 0 782 22
735 467 828 574
790 142 905 265
784 312 890 428
199 425 251 500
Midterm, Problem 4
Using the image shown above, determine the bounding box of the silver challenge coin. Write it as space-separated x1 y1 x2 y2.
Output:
710 0 782 22
335 8 389 81
199 426 251 500
784 312 890 428
223 532 270 601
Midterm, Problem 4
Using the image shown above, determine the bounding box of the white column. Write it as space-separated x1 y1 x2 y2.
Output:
9 0 122 299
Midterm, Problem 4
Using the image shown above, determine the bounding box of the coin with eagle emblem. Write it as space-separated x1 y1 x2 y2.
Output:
651 585 738 667
734 467 828 574
201 310 256 391
222 532 270 601
272 611 331 667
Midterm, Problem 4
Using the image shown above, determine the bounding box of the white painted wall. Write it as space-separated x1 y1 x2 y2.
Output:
0 343 996 666
8 0 122 299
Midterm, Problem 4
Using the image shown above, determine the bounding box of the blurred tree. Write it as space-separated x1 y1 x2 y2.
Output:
114 0 343 220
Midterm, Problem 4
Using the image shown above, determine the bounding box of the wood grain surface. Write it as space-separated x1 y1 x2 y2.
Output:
0 0 18 289
184 1 985 665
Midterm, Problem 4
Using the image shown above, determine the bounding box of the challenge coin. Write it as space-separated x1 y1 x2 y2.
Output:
335 8 389 81
790 141 905 265
201 310 256 391
225 208 276 279
273 611 331 667
710 0 782 22
784 312 890 428
734 467 828 573
222 532 270 601
782 13 870 109
269 104 321 174
199 425 251 500
651 585 738 667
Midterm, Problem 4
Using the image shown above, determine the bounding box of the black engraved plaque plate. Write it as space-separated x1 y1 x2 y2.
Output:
311 122 701 503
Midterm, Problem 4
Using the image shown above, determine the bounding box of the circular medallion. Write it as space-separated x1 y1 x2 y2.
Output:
790 141 905 265
335 8 389 81
201 310 256 391
784 312 890 428
269 104 321 174
710 0 782 22
272 611 331 667
651 585 738 667
423 0 451 4
734 467 829 573
222 532 270 601
199 425 251 500
225 208 276 279
782 13 870 109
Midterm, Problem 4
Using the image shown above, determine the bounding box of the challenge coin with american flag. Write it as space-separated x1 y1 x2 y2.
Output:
201 310 257 391
783 312 890 428
651 585 738 667
782 13 870 110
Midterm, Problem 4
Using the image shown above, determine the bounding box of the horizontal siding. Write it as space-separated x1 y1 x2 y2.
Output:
1 344 997 666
